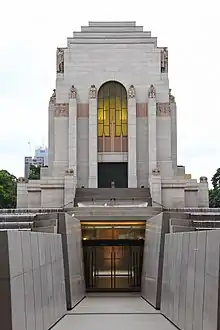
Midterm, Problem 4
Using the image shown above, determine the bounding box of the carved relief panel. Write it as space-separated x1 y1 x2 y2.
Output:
54 103 69 117
156 103 171 116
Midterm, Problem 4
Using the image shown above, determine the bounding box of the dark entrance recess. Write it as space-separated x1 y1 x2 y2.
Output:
83 239 144 292
98 162 128 188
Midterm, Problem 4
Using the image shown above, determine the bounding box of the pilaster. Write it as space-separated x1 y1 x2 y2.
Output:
69 86 77 182
88 85 98 188
127 85 137 188
170 90 177 174
48 90 56 175
148 85 157 174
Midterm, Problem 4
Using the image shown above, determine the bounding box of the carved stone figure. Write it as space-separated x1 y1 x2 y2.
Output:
50 89 56 103
128 85 136 98
70 85 77 99
18 177 25 183
200 176 208 183
161 47 168 73
169 89 175 103
65 168 74 174
57 48 64 73
152 166 160 175
148 84 156 98
89 85 97 99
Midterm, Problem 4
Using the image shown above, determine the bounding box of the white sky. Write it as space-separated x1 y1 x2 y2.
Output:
0 0 219 185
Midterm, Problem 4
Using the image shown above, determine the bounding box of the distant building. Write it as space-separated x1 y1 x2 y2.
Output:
35 147 48 166
24 147 48 179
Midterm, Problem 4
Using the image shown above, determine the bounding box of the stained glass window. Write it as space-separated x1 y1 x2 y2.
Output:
98 81 128 137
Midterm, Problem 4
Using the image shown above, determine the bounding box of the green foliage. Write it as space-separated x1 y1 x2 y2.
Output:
209 168 220 207
28 165 40 180
0 170 17 209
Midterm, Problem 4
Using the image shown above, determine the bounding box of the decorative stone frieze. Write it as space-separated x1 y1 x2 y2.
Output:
70 85 77 99
128 85 136 98
54 103 69 117
89 85 97 99
148 84 156 98
57 48 64 73
156 103 171 116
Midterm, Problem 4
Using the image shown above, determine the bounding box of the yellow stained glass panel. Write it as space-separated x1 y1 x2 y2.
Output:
104 125 110 136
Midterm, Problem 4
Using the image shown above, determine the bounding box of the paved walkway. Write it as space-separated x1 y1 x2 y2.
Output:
52 295 177 330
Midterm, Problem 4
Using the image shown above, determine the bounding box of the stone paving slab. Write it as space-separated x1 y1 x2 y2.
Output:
68 296 158 314
52 314 177 330
53 296 176 329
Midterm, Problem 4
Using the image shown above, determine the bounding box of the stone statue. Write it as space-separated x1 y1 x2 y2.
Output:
200 176 208 183
169 89 175 103
70 85 77 99
65 168 74 174
50 89 56 103
152 166 160 175
148 84 156 98
57 48 64 73
128 85 136 98
161 47 168 73
89 85 97 99
18 177 25 183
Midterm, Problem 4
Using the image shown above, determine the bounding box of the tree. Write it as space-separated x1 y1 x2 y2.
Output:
28 165 40 180
209 168 220 207
0 170 17 209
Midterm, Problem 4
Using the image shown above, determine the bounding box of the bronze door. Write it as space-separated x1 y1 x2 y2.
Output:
83 240 143 292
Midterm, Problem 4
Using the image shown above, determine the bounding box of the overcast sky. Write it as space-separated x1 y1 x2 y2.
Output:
0 0 219 185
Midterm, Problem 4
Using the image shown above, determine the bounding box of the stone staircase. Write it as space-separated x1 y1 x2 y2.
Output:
167 209 220 232
70 206 161 221
74 188 152 206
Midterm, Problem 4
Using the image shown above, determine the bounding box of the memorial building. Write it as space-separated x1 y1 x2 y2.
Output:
17 21 209 209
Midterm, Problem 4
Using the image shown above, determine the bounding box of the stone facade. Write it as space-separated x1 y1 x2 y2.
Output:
17 21 209 208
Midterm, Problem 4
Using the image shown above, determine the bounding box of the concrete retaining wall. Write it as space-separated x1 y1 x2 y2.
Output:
0 230 66 330
58 213 85 309
161 230 220 330
141 212 168 308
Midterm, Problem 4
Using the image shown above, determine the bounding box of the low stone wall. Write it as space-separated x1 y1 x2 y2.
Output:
161 230 220 330
0 230 66 330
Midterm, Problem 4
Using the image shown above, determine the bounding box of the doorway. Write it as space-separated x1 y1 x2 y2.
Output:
98 162 128 188
83 240 143 292
82 222 145 292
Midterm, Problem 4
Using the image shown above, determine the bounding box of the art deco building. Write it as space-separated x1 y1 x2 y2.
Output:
17 21 209 208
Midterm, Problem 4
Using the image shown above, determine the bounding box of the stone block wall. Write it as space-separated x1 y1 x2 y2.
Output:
161 230 220 330
0 231 66 330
